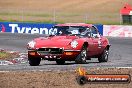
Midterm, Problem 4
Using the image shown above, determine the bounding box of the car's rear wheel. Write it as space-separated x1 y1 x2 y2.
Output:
98 48 109 62
75 45 87 64
56 59 65 65
28 55 41 66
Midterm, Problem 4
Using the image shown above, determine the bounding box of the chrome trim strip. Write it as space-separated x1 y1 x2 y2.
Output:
28 48 81 52
40 47 64 49
28 50 36 51
64 50 81 52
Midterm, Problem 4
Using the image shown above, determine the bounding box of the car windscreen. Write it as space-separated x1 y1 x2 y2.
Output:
50 26 89 36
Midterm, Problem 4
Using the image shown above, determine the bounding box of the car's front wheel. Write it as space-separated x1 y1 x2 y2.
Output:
56 59 65 65
98 49 109 62
75 45 87 64
28 55 41 66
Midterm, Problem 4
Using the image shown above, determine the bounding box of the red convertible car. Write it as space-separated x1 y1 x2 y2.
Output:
27 23 110 66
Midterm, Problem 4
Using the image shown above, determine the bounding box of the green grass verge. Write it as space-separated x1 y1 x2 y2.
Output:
0 52 10 60
0 52 19 60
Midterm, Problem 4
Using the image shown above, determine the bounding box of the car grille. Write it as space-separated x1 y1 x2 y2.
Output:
37 48 63 55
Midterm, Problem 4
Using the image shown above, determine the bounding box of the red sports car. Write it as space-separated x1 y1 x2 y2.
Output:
27 23 110 66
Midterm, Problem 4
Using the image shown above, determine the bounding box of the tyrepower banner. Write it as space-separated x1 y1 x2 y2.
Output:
0 22 103 35
103 25 132 37
0 22 55 34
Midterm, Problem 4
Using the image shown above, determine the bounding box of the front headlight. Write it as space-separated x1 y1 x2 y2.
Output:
71 40 78 48
27 40 36 49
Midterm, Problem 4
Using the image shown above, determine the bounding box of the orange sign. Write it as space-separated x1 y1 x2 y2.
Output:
76 67 131 85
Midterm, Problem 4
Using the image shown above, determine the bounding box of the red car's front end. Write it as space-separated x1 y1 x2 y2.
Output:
27 35 82 61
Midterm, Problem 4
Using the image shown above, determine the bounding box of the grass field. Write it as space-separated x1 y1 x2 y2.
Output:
0 51 19 60
0 0 132 24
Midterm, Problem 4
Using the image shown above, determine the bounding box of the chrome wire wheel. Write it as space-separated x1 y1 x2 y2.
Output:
104 50 109 60
81 49 87 61
75 45 87 64
98 49 109 62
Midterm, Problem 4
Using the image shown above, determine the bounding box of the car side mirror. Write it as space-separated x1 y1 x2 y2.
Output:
93 33 101 38
87 34 91 38
87 32 93 38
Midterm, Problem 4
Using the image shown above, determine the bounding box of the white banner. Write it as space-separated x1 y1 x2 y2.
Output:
103 25 132 37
